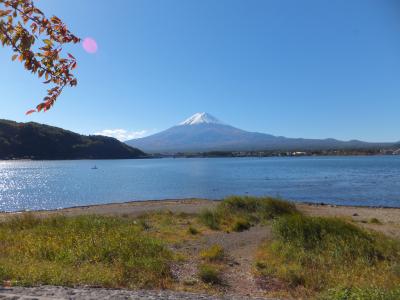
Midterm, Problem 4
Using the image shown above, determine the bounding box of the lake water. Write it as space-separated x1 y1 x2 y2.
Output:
1 156 400 212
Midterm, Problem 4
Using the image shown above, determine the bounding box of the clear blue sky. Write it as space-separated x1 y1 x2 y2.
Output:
1 0 399 142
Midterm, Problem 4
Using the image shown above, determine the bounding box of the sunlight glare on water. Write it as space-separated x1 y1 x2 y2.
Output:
1 156 400 212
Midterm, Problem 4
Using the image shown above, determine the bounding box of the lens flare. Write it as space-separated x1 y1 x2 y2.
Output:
82 37 98 54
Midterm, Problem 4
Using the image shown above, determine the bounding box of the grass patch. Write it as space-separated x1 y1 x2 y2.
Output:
136 211 207 243
200 245 225 262
199 209 220 230
0 214 173 288
188 226 200 235
199 196 299 231
232 219 251 232
198 264 222 285
369 217 382 225
256 214 400 295
219 196 298 219
322 286 400 300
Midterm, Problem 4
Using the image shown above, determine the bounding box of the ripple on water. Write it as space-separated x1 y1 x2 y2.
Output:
1 156 400 212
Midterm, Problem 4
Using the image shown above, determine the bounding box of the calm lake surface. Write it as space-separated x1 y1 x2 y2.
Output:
1 156 400 212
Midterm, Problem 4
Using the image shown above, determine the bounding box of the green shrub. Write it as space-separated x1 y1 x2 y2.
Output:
257 215 400 293
219 196 299 220
322 286 400 300
232 219 251 232
199 209 220 230
369 218 382 225
218 196 261 213
188 226 199 235
138 218 151 230
393 263 400 276
262 197 299 219
0 215 173 288
200 245 225 262
273 215 390 263
198 264 222 284
200 196 299 231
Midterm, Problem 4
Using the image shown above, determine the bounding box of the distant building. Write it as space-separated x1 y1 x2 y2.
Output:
292 152 307 156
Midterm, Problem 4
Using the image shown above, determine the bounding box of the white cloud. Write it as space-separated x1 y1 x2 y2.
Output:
94 129 149 141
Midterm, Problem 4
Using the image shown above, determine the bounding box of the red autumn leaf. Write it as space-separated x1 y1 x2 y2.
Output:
26 109 36 115
0 10 11 17
1 0 81 113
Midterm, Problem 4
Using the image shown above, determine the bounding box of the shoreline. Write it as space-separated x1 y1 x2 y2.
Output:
2 197 400 215
0 153 398 161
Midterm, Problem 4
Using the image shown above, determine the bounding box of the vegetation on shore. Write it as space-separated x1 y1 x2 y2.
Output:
0 215 172 288
256 214 400 299
0 196 399 299
198 264 223 285
321 286 400 300
199 196 299 231
198 245 225 285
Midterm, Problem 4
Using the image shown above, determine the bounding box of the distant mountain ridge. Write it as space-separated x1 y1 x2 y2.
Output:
126 112 394 153
0 119 146 160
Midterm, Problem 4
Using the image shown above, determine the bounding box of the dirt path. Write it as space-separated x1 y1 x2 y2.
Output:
212 226 272 297
172 225 272 298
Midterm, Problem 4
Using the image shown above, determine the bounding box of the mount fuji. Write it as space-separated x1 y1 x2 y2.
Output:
126 112 389 153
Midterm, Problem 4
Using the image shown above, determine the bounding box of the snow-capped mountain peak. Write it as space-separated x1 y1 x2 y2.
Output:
126 112 385 153
179 112 224 126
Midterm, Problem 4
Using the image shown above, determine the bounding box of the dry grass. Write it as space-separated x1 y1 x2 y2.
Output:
135 211 208 244
200 245 225 262
198 264 222 285
321 286 400 300
0 214 173 288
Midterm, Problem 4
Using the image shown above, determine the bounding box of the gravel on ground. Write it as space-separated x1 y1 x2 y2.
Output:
0 286 276 300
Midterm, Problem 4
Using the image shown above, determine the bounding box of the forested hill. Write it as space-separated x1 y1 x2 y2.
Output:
0 120 146 160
